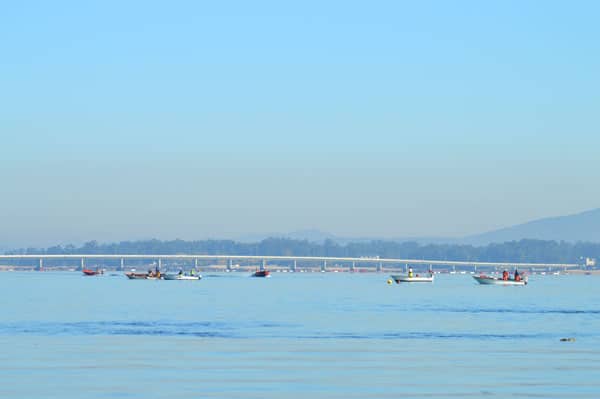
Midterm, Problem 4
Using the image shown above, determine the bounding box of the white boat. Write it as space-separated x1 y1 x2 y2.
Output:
390 274 434 283
163 273 202 280
472 275 527 286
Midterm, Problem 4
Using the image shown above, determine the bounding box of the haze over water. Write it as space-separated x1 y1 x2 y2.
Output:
1 272 598 398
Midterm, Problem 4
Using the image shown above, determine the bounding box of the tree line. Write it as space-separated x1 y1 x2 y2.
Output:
5 238 599 265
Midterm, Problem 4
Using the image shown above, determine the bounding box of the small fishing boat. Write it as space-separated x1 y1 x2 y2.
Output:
163 273 201 280
82 269 103 276
125 272 150 280
472 275 527 286
390 274 434 283
252 270 271 278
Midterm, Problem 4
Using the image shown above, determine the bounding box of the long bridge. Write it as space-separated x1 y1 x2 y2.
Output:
0 254 581 272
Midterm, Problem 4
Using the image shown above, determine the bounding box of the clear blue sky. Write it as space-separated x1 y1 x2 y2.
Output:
1 1 599 247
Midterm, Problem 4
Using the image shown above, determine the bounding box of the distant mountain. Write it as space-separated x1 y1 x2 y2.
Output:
228 209 600 247
465 208 600 245
274 209 600 245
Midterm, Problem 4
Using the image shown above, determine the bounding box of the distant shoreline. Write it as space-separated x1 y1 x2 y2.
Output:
0 266 598 275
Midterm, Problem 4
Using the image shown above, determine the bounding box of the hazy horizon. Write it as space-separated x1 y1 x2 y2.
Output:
2 1 599 248
2 206 598 250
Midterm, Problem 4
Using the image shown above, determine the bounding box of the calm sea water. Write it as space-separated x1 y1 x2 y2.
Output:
1 271 599 398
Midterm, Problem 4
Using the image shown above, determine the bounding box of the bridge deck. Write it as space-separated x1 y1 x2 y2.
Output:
0 254 580 268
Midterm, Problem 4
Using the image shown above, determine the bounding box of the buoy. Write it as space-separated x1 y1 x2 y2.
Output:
387 279 393 285
560 337 576 342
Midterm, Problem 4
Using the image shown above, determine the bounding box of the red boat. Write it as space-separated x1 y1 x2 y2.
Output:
82 269 103 276
252 270 271 278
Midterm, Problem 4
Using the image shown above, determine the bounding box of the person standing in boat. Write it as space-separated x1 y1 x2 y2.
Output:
408 267 414 278
514 269 521 281
502 270 509 281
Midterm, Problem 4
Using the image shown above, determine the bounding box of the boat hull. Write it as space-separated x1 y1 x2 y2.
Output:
125 272 150 280
390 275 434 283
252 271 271 278
473 276 527 286
163 274 201 280
82 269 103 276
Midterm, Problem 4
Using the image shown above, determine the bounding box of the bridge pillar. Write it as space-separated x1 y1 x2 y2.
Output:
194 258 198 269
120 258 124 271
38 258 43 271
321 260 327 272
158 258 162 270
80 258 85 271
261 259 266 271
291 259 297 272
351 261 355 272
376 262 382 272
227 259 233 271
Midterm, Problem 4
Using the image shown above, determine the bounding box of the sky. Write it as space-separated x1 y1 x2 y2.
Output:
1 1 599 247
